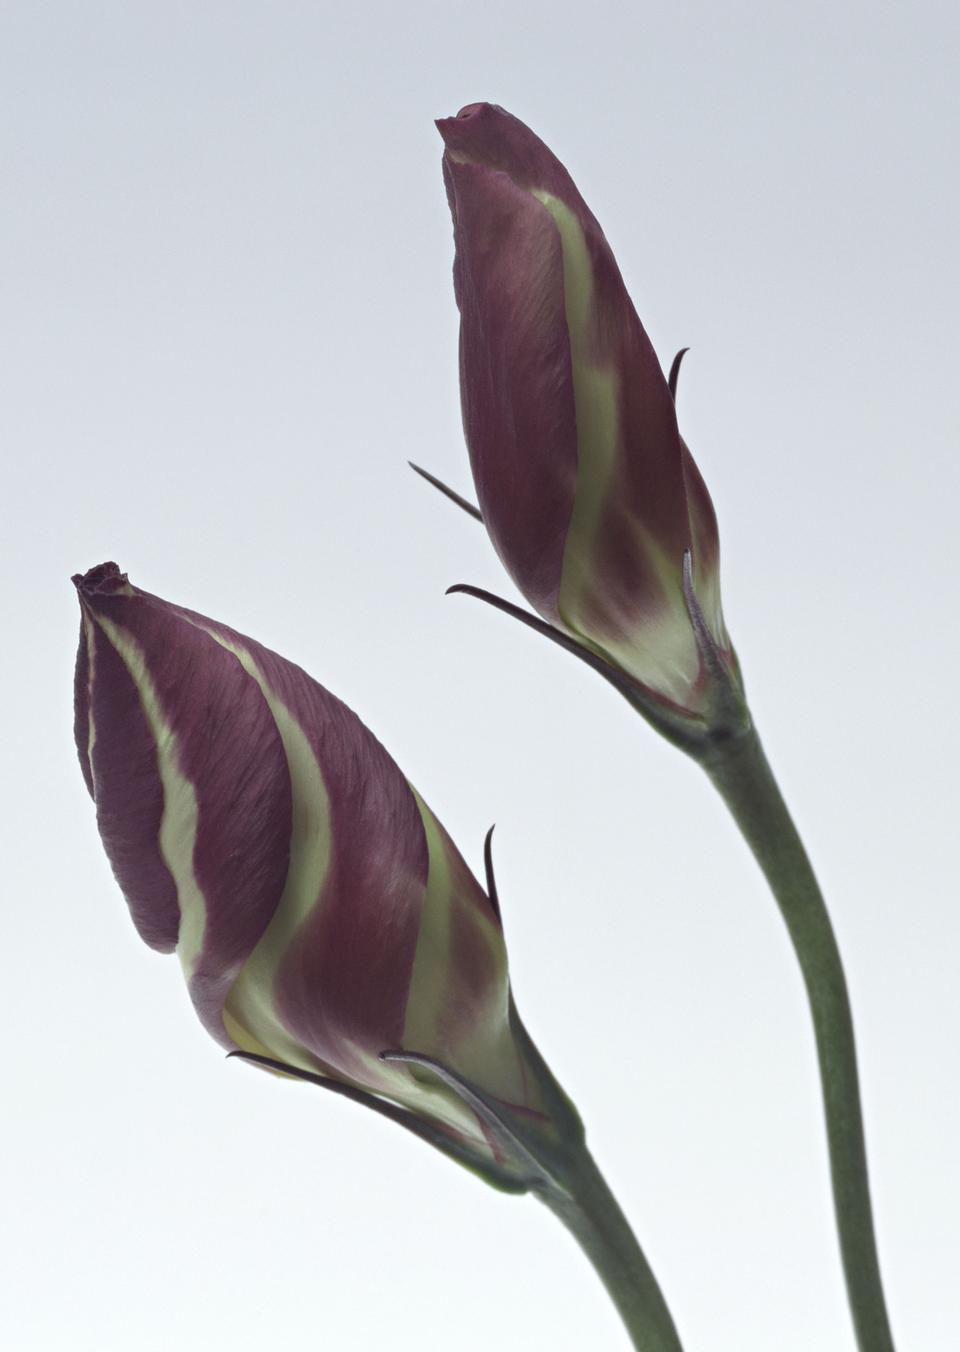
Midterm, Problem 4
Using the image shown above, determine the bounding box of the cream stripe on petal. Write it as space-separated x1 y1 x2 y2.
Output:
196 630 334 1075
531 192 622 635
532 192 701 705
93 615 205 977
397 793 522 1139
183 626 501 1151
403 791 506 1050
401 790 454 1056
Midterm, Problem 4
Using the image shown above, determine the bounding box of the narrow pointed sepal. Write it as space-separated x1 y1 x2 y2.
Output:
229 1051 528 1194
667 347 690 403
446 582 709 754
379 1049 555 1191
409 462 483 522
482 825 502 923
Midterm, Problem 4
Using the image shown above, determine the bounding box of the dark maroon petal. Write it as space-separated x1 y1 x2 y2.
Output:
81 616 180 953
73 617 94 799
444 156 577 618
233 636 429 1077
75 570 292 1036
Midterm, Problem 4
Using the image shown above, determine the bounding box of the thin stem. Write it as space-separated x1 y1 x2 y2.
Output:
703 726 895 1351
538 1147 685 1352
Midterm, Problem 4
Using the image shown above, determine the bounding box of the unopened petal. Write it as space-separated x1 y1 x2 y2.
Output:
443 156 577 617
438 105 733 714
74 566 292 1034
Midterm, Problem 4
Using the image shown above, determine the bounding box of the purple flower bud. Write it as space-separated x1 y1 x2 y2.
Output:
437 103 738 719
73 562 554 1172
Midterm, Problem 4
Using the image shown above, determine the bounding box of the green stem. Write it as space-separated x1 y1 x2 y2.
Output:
537 1147 684 1352
381 1018 683 1348
702 725 894 1351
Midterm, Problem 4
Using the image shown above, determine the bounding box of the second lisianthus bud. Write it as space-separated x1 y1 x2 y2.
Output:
438 102 741 727
73 562 575 1183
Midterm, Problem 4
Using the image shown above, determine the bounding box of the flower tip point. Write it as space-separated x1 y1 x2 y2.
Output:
72 561 128 597
436 102 494 145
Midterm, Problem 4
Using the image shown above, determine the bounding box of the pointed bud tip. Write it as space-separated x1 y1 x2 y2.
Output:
71 561 128 597
435 102 496 144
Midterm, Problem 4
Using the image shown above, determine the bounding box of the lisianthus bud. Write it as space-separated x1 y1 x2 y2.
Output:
437 103 740 725
73 562 564 1180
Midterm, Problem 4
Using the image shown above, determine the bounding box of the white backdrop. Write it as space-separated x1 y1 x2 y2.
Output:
2 3 957 1349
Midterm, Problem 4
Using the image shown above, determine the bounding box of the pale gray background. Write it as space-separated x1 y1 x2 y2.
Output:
2 3 957 1349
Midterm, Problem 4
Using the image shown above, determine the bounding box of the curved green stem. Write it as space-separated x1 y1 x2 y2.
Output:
381 1023 684 1350
537 1147 684 1352
702 726 895 1351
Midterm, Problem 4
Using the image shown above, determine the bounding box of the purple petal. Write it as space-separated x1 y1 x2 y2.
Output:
77 607 181 952
443 155 578 619
74 564 543 1155
74 565 292 1037
245 636 428 1079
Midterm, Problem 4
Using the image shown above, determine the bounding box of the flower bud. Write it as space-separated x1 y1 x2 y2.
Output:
437 103 739 722
73 562 560 1178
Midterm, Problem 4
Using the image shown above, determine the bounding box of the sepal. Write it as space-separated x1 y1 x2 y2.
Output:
445 581 734 755
229 1050 530 1194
